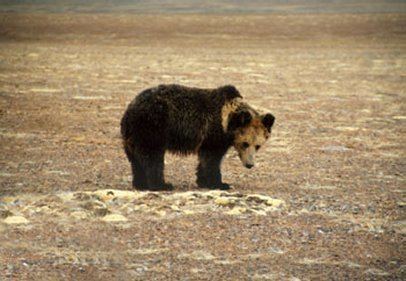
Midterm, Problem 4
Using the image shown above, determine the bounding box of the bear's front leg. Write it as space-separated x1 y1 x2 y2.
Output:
196 149 230 190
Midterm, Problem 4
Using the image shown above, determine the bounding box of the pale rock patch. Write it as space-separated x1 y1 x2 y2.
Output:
102 214 128 222
4 216 29 224
179 250 215 261
364 268 390 276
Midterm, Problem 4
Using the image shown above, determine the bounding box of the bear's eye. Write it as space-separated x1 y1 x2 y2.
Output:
242 142 249 149
255 145 261 151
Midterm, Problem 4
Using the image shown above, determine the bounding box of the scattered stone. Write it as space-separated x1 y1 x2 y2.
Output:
1 197 16 204
73 95 111 100
154 210 167 217
34 206 51 214
335 126 359 131
102 105 123 110
179 251 215 261
397 201 406 208
346 262 362 268
131 248 168 255
364 268 390 276
183 210 196 215
321 145 351 152
4 215 29 224
71 136 86 143
302 185 336 190
265 198 284 208
70 211 88 220
29 88 61 93
116 79 139 84
170 205 181 212
214 259 239 265
100 192 116 202
102 214 127 222
45 170 70 176
252 273 278 280
214 197 234 207
269 247 284 254
27 53 39 58
249 209 267 216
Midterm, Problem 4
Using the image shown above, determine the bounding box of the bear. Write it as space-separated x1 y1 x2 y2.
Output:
120 84 275 191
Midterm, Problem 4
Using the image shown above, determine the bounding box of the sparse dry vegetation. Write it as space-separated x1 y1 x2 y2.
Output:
0 12 405 280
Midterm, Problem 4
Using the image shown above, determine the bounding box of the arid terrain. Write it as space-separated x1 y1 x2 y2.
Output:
0 12 405 280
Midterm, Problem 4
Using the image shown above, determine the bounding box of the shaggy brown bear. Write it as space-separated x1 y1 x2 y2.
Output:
120 84 275 190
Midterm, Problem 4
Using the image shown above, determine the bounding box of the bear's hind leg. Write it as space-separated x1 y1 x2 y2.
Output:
130 156 148 190
142 151 173 191
196 149 230 190
123 141 148 189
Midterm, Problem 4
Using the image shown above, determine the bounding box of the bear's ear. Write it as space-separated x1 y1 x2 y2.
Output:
228 110 252 131
262 113 275 132
218 85 242 101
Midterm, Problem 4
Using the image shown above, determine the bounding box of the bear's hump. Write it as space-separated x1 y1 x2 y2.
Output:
217 85 242 101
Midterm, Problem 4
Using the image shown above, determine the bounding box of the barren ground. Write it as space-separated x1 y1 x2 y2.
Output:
0 13 405 280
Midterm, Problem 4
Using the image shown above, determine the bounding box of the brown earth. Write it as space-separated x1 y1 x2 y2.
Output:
0 13 405 280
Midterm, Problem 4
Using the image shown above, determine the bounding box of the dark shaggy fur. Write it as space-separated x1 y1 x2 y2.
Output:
120 84 253 190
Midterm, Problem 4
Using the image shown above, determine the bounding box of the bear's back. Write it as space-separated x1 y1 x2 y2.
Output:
129 85 215 154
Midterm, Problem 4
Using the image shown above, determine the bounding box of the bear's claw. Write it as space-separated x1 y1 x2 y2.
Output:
217 183 231 190
135 182 174 191
198 182 231 190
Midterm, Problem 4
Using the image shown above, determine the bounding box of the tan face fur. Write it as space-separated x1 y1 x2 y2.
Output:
222 97 274 168
233 118 270 168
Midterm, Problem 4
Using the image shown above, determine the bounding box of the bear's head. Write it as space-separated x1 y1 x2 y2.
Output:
227 109 275 169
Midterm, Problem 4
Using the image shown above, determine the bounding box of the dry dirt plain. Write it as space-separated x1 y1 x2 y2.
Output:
0 13 405 280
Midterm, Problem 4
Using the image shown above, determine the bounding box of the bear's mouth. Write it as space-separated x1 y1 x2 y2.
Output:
237 152 255 169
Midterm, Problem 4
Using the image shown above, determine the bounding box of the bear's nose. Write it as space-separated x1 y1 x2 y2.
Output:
245 163 254 169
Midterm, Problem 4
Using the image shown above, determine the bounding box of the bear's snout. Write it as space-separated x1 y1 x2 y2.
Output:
245 163 254 169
